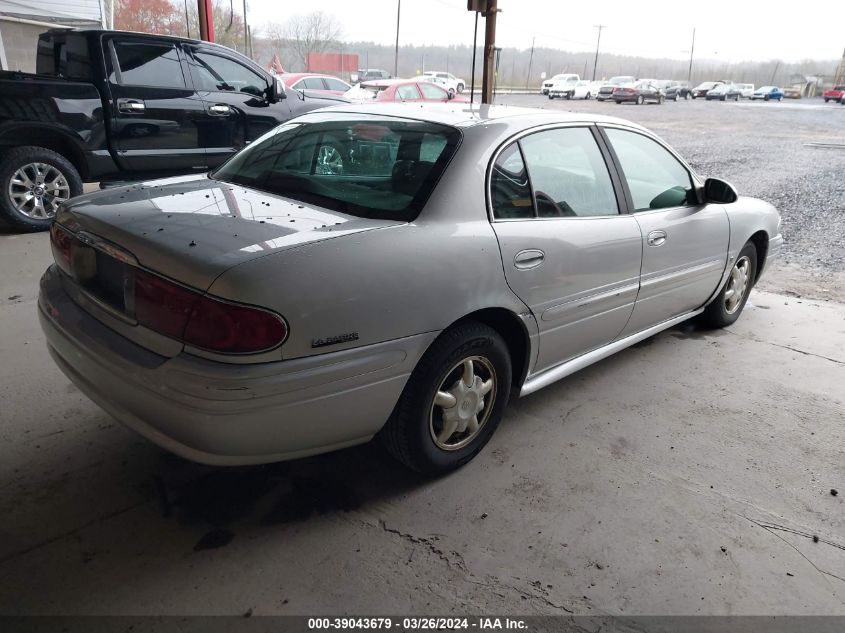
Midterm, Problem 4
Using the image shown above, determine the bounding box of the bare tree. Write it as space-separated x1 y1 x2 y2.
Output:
268 11 342 72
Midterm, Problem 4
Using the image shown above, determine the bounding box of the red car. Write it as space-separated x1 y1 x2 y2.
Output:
279 73 351 95
823 85 845 103
346 79 469 103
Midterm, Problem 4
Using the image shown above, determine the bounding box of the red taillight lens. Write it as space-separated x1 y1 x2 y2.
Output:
134 269 287 354
50 222 73 267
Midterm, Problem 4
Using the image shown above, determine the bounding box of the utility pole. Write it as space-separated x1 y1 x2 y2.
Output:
687 27 695 83
242 0 250 57
592 24 605 81
394 0 401 77
480 0 499 104
525 36 535 90
198 0 214 42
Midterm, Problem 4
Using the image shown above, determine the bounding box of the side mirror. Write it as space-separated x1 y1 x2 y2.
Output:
704 177 738 204
267 76 286 103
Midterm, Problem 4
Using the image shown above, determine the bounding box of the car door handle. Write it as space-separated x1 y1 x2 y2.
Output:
207 104 232 115
647 230 667 247
117 99 145 114
514 249 545 270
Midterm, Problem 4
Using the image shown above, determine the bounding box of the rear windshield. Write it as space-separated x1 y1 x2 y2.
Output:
212 116 461 221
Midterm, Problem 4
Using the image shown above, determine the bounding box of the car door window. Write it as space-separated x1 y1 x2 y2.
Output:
324 77 349 91
604 128 695 212
519 128 619 218
112 42 186 88
419 83 448 100
396 84 420 100
189 51 267 97
490 143 533 220
301 77 326 90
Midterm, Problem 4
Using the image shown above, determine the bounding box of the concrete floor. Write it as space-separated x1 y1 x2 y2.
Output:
1 230 844 616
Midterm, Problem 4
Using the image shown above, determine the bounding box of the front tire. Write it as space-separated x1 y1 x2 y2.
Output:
700 243 758 328
381 322 512 474
0 146 82 232
636 95 644 105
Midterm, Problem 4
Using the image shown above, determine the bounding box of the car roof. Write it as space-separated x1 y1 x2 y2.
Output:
309 102 649 131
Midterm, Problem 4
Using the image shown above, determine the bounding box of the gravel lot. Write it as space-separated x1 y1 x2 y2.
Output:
495 95 845 302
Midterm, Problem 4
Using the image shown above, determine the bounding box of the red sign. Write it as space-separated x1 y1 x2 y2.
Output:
306 53 359 73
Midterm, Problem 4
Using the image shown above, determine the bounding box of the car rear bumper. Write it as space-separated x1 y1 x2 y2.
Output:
39 265 436 466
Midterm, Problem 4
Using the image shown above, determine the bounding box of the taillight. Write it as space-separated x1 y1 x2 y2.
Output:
134 269 287 354
50 222 73 267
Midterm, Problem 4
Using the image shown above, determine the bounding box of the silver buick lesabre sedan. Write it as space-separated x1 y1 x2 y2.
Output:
39 104 782 473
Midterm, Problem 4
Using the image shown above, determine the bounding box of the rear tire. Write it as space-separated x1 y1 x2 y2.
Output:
700 243 758 328
380 322 512 474
0 146 82 232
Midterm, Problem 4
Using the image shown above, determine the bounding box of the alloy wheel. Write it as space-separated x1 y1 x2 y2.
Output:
429 356 497 451
724 256 751 314
8 162 70 220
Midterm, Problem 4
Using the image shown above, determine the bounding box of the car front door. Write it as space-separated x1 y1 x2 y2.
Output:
185 47 287 168
490 126 643 373
601 126 730 336
107 37 209 174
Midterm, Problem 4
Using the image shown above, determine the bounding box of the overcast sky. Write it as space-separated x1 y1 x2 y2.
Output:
247 0 842 63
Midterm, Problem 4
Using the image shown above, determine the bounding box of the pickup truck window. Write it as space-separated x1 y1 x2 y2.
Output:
112 42 186 89
189 51 267 97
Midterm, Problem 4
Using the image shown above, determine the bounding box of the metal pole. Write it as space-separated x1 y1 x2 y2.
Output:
525 36 534 91
480 0 498 104
470 11 479 103
242 0 249 57
687 27 695 83
198 0 214 42
592 25 605 81
394 0 401 77
184 0 191 38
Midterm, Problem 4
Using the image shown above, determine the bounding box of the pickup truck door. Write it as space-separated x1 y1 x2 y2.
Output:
107 37 209 174
184 46 290 168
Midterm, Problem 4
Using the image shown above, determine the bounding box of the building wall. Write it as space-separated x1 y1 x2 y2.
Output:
0 20 45 72
0 1 102 24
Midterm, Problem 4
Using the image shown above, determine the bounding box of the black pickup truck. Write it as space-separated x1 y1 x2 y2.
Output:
0 29 345 230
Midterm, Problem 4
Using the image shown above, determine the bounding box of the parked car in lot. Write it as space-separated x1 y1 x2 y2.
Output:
344 79 466 103
422 71 466 94
0 29 344 231
823 85 845 103
613 81 665 104
38 103 783 473
751 86 784 101
596 76 636 101
691 81 723 99
540 73 579 95
736 83 755 99
663 81 692 101
705 82 742 101
279 73 351 95
549 78 593 99
354 69 392 83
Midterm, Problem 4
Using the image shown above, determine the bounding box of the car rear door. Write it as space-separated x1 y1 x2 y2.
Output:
490 126 642 373
106 36 209 174
600 125 729 336
184 45 287 168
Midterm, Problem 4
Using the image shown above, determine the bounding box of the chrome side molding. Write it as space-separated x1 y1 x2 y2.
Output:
519 309 705 397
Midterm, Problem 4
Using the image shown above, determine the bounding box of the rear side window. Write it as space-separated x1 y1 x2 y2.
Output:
324 77 349 91
519 128 619 217
113 42 186 88
212 117 461 221
491 143 533 220
604 128 694 212
300 77 327 90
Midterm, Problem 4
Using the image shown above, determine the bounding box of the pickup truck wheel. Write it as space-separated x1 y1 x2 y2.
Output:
380 322 511 474
0 146 82 232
